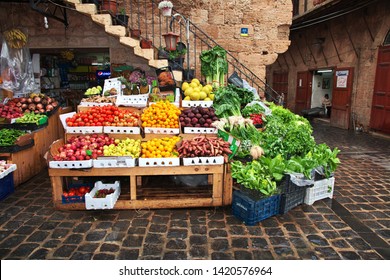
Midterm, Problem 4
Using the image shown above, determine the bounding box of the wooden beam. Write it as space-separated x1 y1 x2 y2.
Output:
281 53 290 70
328 24 342 62
294 33 307 65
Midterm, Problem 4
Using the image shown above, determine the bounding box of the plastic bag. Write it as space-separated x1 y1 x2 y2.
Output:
0 37 36 94
287 172 314 187
243 100 272 116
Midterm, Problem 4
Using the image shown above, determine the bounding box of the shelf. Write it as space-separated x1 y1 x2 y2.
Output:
48 164 233 210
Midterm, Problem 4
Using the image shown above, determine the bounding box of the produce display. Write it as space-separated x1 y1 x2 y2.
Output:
182 78 214 101
103 138 141 158
52 134 116 161
63 186 91 198
141 101 180 128
80 95 115 104
178 136 232 158
200 46 228 88
0 103 23 120
140 136 181 158
157 70 175 88
66 105 140 127
0 129 27 146
6 93 59 114
15 112 47 124
0 160 14 173
249 113 264 127
84 86 102 96
94 188 115 198
179 106 218 128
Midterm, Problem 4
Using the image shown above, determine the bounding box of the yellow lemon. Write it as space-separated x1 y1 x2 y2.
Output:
184 87 194 97
192 78 200 86
193 87 201 92
204 97 211 101
199 91 207 100
181 82 190 91
190 81 198 88
208 93 215 100
184 96 191 101
190 92 200 100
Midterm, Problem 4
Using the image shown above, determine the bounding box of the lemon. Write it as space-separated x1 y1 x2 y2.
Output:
181 82 189 91
208 93 215 100
204 97 211 101
184 96 191 101
199 91 207 100
190 81 198 88
190 92 200 100
192 78 200 86
184 87 194 97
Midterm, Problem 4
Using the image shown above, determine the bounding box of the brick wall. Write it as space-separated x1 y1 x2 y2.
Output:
266 0 390 130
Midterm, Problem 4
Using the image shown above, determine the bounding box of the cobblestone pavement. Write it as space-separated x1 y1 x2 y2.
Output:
0 120 389 260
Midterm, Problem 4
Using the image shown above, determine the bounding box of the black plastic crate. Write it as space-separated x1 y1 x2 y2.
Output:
232 190 280 226
279 174 313 194
279 185 307 214
0 139 35 153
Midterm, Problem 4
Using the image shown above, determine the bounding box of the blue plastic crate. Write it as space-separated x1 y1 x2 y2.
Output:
232 190 281 226
0 172 15 201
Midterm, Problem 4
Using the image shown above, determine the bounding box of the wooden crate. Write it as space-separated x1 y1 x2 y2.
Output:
0 109 62 186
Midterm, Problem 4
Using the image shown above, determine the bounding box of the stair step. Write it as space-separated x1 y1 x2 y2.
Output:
105 25 127 37
91 14 112 26
74 3 97 15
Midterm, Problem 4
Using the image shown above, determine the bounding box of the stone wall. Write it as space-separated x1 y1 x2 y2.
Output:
173 0 292 82
266 0 390 130
0 2 152 73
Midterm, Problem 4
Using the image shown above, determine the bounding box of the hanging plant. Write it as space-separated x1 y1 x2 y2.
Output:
158 1 173 17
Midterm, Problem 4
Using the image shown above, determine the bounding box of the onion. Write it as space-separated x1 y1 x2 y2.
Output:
39 109 45 113
45 105 53 111
20 97 27 103
33 96 41 103
21 104 28 110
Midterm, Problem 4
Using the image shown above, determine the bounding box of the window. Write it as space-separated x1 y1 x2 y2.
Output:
292 0 299 16
384 29 390 46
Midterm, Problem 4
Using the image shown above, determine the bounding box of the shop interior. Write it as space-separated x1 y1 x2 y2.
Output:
311 69 333 116
30 48 110 108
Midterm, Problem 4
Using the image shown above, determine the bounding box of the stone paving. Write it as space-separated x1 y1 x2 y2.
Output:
0 120 389 260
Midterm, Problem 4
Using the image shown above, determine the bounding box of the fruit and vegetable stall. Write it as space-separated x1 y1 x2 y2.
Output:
43 59 339 219
0 93 63 187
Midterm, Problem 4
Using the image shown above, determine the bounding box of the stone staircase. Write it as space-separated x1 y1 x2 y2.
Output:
64 0 183 81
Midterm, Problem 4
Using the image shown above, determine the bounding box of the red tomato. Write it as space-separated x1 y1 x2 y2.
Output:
68 191 75 196
62 192 69 197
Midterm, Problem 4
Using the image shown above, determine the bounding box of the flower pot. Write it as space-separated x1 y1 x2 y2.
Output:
130 29 141 39
140 39 153 49
101 0 118 14
160 7 172 17
116 14 129 27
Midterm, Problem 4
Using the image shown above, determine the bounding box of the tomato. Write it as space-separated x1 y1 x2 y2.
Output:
62 192 69 197
68 191 75 196
79 187 86 194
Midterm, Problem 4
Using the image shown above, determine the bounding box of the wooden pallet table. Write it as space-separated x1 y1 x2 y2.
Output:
49 163 232 210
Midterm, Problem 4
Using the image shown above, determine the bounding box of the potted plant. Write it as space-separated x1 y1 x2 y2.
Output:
101 0 118 15
131 29 141 39
140 38 153 49
116 7 129 27
158 1 173 17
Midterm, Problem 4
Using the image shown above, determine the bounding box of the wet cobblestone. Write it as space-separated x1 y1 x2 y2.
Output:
0 121 389 260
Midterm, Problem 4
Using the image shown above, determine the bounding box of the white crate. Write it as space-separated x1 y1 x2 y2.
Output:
85 181 120 210
49 159 93 169
59 112 76 130
304 177 335 205
144 127 180 135
138 157 180 167
115 93 149 107
103 126 140 134
93 157 136 168
183 127 217 134
65 126 103 134
103 78 122 96
182 156 224 166
0 164 17 179
79 102 114 107
181 100 214 108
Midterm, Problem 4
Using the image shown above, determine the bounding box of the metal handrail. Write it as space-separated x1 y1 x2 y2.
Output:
87 0 282 104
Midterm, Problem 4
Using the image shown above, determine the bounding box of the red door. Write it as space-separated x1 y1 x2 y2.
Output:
331 68 354 129
295 71 312 114
272 72 288 107
370 46 390 134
